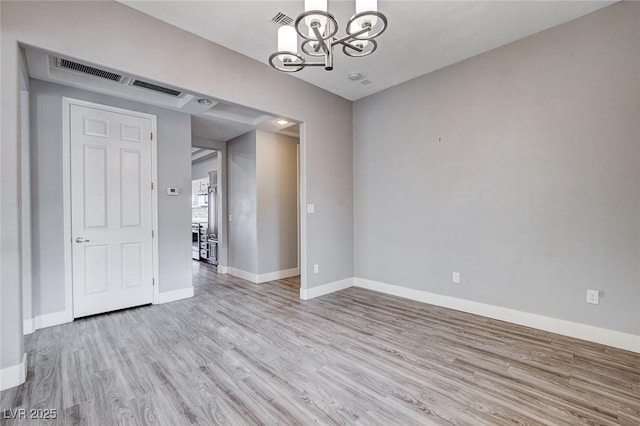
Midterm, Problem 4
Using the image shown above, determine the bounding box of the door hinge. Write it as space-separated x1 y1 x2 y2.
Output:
153 278 155 286
152 230 155 238
151 182 154 190
150 132 153 140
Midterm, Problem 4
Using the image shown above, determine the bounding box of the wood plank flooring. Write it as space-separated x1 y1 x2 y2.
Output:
1 261 639 425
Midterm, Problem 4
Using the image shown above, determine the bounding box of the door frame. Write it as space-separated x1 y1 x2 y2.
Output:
62 97 159 321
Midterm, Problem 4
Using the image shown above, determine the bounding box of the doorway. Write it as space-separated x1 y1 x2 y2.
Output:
191 148 220 267
64 98 159 318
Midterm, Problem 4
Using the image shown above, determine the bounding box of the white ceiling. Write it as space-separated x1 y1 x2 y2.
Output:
118 1 614 101
24 47 299 143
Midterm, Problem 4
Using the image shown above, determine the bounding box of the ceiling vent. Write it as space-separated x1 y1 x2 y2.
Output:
55 58 124 82
271 12 293 26
129 80 183 97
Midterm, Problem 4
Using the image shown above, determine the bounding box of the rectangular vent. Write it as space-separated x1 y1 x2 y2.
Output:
56 58 123 82
271 12 293 26
130 80 182 97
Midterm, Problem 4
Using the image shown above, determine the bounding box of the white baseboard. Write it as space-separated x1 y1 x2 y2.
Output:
23 310 73 334
217 265 228 274
227 267 259 283
23 288 195 335
23 318 35 335
354 277 640 354
258 267 300 283
0 353 27 391
300 278 354 300
35 310 73 330
155 286 194 304
227 267 301 284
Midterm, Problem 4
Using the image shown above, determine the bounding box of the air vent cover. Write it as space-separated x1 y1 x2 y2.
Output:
130 80 182 97
271 12 293 26
56 58 123 82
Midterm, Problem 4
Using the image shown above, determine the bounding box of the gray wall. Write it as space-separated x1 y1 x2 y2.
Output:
227 131 258 274
227 130 299 276
1 24 26 370
29 80 192 317
354 2 640 334
257 130 299 274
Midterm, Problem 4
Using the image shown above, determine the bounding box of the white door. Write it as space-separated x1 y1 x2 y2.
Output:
70 104 154 318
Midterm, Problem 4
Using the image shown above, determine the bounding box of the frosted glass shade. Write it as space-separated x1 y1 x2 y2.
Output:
355 0 378 28
278 25 297 61
304 0 327 39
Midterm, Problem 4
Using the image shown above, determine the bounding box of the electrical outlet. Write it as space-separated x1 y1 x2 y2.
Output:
307 204 316 214
452 272 460 284
313 264 319 274
586 289 599 305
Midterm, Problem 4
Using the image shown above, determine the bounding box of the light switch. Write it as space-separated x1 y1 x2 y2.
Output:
166 187 179 196
307 204 315 214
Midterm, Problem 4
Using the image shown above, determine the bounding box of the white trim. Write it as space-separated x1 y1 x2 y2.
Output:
34 310 73 330
155 286 194 304
21 89 33 330
300 278 354 300
23 310 73 335
227 267 259 283
224 267 301 284
217 265 228 274
62 98 158 318
23 319 35 335
354 277 640 354
0 353 27 391
150 115 160 305
299 122 308 295
257 267 300 283
62 98 74 323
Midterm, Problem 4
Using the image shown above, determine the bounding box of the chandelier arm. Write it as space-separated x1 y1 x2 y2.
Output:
284 62 326 68
312 26 331 55
331 27 371 47
335 39 364 53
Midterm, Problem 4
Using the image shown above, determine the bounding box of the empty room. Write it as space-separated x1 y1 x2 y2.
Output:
1 1 638 425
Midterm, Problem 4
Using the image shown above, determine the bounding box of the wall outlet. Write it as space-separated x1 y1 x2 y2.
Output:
452 272 460 284
307 204 316 214
313 264 319 274
586 289 599 305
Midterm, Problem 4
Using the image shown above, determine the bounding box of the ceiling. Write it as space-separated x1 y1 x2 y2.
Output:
118 1 614 101
24 47 300 142
191 147 217 164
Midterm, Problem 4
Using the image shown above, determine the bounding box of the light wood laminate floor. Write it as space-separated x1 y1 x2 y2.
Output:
1 261 639 425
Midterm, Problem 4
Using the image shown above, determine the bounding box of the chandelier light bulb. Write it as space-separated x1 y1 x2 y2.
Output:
278 25 298 62
304 0 328 39
354 0 378 31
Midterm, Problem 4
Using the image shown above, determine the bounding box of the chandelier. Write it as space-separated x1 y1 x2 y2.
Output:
269 0 388 72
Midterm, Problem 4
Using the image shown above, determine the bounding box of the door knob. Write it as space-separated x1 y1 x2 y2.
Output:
75 237 90 243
